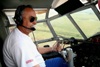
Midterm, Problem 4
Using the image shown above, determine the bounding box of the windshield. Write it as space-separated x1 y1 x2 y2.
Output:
50 8 100 39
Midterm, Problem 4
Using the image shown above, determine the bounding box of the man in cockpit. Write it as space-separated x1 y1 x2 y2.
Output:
3 5 68 67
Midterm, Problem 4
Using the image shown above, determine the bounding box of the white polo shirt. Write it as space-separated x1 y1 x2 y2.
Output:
3 28 46 67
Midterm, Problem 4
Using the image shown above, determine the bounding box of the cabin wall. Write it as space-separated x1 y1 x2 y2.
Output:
0 11 10 41
0 10 10 67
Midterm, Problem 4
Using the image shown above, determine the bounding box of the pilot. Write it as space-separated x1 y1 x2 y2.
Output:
3 5 68 67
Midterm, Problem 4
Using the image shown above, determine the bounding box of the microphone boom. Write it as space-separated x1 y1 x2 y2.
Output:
21 25 36 31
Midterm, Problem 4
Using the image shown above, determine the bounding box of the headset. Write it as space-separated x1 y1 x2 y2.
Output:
13 5 36 31
14 5 33 25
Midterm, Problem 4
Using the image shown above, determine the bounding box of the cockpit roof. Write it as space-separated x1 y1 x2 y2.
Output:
0 0 69 10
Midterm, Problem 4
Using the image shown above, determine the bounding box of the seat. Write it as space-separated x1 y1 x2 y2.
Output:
0 38 7 67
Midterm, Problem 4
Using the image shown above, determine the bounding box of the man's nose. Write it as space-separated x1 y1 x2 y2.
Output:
33 21 37 25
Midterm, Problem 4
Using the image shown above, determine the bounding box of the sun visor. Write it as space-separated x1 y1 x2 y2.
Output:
54 0 84 15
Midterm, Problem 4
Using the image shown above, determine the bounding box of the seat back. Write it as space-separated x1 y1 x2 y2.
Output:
0 38 7 67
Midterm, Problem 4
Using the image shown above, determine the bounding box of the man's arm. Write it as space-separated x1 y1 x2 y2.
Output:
37 47 53 54
37 42 62 54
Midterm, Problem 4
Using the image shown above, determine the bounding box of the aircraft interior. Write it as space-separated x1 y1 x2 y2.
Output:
0 0 100 67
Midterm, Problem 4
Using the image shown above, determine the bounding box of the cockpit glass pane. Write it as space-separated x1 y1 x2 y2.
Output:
30 22 53 41
71 8 100 38
50 16 83 39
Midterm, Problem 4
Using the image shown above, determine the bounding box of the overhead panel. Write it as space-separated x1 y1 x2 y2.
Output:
0 0 53 9
54 0 84 15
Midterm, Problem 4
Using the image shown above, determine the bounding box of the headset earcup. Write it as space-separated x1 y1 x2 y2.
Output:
18 16 23 25
16 15 23 25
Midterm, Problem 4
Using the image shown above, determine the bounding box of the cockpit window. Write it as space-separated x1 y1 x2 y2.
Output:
50 15 83 39
71 8 100 38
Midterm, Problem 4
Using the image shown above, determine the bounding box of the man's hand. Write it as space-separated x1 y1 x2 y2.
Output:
52 42 62 52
